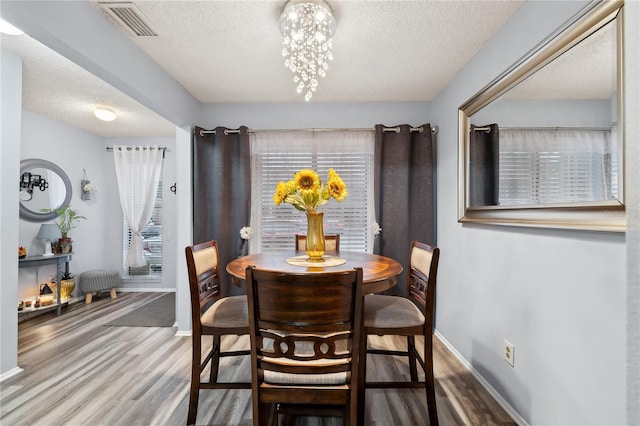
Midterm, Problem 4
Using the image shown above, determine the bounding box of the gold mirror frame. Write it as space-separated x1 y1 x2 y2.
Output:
458 0 624 232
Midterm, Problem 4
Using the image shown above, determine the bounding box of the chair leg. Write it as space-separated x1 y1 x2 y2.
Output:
188 335 201 425
270 403 278 426
209 335 221 383
254 402 275 426
346 396 354 426
408 335 418 382
424 337 438 426
425 366 438 425
357 334 367 422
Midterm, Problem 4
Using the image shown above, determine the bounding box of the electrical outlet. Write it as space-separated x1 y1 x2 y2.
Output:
504 339 515 367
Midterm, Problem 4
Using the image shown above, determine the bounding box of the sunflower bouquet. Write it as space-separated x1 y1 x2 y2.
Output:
273 168 348 213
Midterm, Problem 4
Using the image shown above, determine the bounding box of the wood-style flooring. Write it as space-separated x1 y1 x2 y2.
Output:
0 292 516 425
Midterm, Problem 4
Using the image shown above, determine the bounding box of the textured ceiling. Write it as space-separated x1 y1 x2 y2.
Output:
1 0 526 137
505 13 616 100
101 0 524 104
0 33 176 137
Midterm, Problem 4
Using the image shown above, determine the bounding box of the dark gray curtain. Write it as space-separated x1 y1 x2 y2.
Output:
469 123 499 206
373 124 435 297
192 126 250 296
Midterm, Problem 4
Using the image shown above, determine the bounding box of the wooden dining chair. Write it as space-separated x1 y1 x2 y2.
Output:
362 240 440 425
245 266 364 426
184 240 251 426
295 234 340 252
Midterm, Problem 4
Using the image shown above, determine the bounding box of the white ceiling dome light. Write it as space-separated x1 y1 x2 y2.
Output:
94 107 116 121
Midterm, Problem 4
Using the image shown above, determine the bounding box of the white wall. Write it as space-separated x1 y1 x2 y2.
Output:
431 1 628 424
0 49 23 379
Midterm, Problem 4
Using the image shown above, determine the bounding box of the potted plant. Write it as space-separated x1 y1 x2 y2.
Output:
41 205 86 253
60 271 75 300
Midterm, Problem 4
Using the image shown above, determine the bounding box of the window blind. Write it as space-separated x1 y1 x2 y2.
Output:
122 173 163 276
250 131 374 253
498 128 617 205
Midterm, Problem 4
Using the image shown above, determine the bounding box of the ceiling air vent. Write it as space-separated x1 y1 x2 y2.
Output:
99 2 157 37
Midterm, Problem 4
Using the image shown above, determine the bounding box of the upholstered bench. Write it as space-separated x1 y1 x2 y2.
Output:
79 270 121 304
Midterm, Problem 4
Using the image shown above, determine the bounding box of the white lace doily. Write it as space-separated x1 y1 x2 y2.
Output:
285 255 347 267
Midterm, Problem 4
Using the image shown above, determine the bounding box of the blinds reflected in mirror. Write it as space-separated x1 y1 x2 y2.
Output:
498 128 617 205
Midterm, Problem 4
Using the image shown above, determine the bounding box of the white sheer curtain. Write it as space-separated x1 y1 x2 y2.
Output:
113 145 163 267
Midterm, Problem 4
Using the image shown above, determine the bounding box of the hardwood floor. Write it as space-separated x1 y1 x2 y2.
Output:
0 292 515 425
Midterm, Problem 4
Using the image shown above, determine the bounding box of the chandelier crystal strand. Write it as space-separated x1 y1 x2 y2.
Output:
280 0 335 102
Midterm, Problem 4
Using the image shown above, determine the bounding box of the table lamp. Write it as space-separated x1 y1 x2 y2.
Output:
36 223 61 256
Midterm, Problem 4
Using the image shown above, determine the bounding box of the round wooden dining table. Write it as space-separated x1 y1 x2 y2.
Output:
226 250 403 294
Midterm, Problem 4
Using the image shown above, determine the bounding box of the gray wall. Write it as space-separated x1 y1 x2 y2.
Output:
0 49 23 379
16 113 178 299
622 2 640 423
430 1 629 424
473 99 613 128
202 102 431 130
18 111 107 301
1 0 639 423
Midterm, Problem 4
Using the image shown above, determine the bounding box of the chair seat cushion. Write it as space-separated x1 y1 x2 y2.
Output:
201 295 248 329
364 295 425 329
264 358 348 385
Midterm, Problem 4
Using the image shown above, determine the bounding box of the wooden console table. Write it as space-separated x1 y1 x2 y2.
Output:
19 253 72 316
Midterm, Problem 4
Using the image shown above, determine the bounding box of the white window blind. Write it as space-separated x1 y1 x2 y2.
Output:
122 173 163 276
250 131 374 253
498 128 617 205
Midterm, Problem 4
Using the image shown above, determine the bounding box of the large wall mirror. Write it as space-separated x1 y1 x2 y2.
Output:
19 159 72 222
458 0 624 232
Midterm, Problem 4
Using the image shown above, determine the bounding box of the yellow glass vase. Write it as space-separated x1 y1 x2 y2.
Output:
305 211 325 262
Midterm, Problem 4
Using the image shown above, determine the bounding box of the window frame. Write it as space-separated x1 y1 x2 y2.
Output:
250 130 375 253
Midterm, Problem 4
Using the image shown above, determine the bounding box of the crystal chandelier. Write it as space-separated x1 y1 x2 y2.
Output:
279 0 336 102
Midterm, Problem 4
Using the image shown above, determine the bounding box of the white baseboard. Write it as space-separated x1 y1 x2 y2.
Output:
116 288 176 293
0 367 23 382
175 329 192 337
434 330 528 426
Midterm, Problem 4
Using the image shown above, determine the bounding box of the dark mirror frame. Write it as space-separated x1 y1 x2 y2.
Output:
19 159 72 222
458 0 625 232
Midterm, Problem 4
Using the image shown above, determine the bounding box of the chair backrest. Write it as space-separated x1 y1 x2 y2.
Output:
185 240 223 331
245 266 363 391
295 234 340 252
406 241 440 330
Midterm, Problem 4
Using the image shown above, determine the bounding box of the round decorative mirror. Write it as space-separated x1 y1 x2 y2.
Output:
19 159 72 222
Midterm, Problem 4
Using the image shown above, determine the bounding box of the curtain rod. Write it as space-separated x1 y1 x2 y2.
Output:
105 146 170 158
199 126 439 136
473 126 612 133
